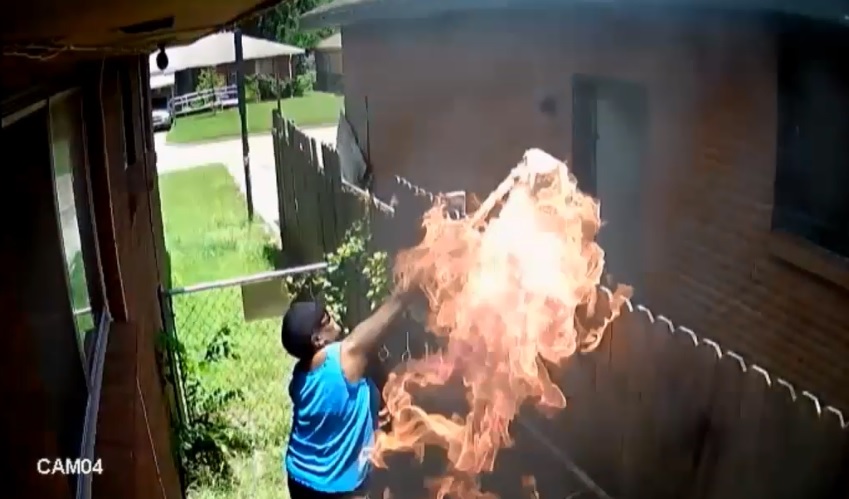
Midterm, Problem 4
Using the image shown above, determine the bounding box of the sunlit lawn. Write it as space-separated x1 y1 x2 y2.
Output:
166 92 343 144
160 164 294 498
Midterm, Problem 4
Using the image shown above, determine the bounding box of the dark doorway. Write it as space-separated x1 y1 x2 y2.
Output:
572 75 648 294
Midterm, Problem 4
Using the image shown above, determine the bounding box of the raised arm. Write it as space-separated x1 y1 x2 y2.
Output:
340 287 418 382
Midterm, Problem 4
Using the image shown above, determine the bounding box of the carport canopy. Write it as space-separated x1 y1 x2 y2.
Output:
149 30 305 76
149 73 175 90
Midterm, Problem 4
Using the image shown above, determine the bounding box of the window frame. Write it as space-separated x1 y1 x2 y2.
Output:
46 87 109 382
771 21 849 257
770 19 849 289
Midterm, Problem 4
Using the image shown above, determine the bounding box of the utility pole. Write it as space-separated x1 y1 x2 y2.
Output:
234 28 254 221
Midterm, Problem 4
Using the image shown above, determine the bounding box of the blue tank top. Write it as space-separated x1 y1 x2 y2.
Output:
285 342 379 493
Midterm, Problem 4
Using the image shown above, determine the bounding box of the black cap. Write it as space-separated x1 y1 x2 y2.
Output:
281 300 325 360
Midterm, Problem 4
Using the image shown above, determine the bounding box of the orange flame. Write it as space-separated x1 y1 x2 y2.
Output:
375 149 631 497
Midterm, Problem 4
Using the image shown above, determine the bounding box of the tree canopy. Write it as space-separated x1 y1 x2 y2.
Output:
241 0 334 48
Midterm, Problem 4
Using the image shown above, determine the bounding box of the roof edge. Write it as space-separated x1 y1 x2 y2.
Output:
301 0 849 30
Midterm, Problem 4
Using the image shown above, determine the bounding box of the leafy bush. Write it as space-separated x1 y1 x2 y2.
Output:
164 325 249 490
256 74 285 100
293 70 316 97
286 218 391 331
245 75 261 102
162 215 389 493
196 68 226 95
255 71 317 100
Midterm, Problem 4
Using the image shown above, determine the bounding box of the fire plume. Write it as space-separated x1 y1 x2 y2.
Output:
375 149 631 497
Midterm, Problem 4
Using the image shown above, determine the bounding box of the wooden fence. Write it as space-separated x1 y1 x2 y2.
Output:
529 294 849 499
271 111 848 498
375 178 849 499
271 110 394 327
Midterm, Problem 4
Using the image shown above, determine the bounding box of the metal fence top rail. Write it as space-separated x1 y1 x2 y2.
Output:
166 262 329 296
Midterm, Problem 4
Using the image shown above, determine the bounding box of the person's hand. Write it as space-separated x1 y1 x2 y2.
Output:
400 286 429 324
393 268 421 297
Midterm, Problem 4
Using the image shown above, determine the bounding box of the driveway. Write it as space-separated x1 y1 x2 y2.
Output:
154 126 336 231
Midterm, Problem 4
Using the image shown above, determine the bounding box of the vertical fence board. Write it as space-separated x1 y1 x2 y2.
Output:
296 129 317 263
271 112 285 247
639 315 684 497
604 303 636 498
278 116 293 251
653 326 716 499
286 121 304 263
322 145 342 251
285 125 299 259
616 306 660 499
307 137 324 260
739 373 796 499
700 352 761 499
301 133 316 259
579 292 621 495
294 129 311 260
730 365 772 499
760 380 816 499
316 149 333 256
786 395 848 498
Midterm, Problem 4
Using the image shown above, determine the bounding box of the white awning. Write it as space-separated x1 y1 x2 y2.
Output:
149 31 305 76
149 73 175 90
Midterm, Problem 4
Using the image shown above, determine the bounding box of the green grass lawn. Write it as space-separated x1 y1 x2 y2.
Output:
166 92 343 145
159 164 294 499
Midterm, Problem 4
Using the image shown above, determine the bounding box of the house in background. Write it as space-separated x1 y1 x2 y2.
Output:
314 32 344 94
150 73 176 118
0 0 286 497
303 0 849 409
150 31 305 96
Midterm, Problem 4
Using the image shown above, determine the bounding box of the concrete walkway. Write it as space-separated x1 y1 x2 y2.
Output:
154 127 336 232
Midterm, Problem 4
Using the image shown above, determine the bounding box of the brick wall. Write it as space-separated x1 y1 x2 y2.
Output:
341 9 849 409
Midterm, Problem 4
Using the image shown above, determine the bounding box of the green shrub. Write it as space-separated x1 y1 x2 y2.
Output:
164 325 250 490
196 68 226 95
285 218 391 331
293 71 316 97
245 75 261 102
255 74 282 100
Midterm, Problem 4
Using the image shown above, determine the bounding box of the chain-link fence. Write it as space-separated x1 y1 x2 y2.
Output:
161 262 442 497
163 264 329 497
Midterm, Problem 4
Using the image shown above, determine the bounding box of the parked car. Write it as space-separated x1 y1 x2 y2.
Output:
152 106 173 132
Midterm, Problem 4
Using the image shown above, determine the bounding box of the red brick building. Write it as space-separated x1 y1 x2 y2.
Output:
1 1 285 498
303 1 849 408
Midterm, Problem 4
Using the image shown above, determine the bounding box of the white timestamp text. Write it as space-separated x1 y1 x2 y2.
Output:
37 458 104 475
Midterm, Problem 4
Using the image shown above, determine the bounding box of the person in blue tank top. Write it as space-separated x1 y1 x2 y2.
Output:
280 283 419 499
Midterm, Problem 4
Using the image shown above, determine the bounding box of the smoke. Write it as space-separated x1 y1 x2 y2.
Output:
372 149 632 498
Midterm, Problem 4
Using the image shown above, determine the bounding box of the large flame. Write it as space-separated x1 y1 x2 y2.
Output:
375 149 631 498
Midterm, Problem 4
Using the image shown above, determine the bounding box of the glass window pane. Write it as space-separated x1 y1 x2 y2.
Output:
49 92 98 370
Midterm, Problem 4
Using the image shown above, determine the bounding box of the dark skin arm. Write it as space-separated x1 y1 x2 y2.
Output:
340 287 417 382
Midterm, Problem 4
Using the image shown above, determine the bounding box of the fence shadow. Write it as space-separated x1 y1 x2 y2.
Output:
272 112 849 499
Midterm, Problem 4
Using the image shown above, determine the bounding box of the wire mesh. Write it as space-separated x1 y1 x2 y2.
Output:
168 279 293 497
165 270 442 498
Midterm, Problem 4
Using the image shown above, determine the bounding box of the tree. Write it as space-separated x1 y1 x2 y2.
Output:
240 0 334 48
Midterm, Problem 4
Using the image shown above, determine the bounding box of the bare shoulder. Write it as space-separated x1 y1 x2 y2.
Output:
338 337 366 383
307 347 329 371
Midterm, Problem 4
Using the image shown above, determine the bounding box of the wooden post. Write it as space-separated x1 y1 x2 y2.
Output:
234 29 254 221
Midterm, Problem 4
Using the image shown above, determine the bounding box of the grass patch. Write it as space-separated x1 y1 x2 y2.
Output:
68 251 95 336
160 164 293 499
166 92 343 144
